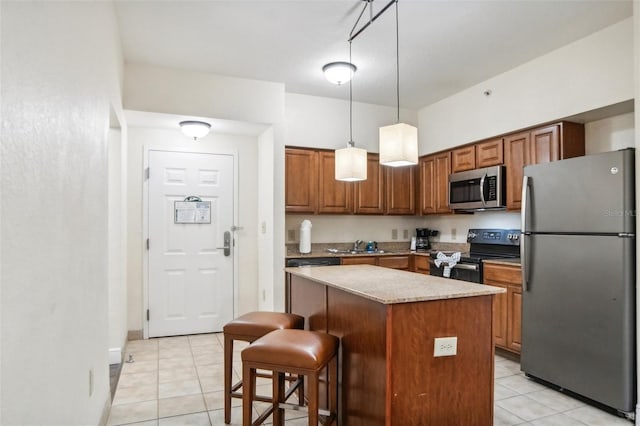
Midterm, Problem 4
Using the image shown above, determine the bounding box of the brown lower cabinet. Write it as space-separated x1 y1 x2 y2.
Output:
411 255 430 274
342 255 409 270
483 262 522 353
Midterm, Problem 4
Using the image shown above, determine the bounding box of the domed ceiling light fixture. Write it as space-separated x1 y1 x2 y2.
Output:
335 41 367 182
322 61 357 85
378 0 418 167
179 120 211 140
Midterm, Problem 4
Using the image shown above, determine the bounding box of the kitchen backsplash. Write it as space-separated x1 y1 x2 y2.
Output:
286 211 520 245
285 241 469 257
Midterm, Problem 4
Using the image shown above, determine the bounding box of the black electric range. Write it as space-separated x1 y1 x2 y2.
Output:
429 228 520 283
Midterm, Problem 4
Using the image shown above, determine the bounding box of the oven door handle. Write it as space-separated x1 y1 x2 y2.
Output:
451 263 479 271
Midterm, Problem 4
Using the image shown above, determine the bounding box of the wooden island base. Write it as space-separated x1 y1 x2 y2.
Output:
286 266 500 426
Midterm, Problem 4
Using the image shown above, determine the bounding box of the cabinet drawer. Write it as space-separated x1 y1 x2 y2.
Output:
377 256 410 270
483 263 521 285
342 256 377 266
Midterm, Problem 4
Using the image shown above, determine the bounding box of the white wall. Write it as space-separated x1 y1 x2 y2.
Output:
126 128 260 333
108 126 129 362
258 128 275 310
419 18 634 154
286 92 418 153
585 112 635 154
284 93 422 248
1 2 123 425
125 64 285 125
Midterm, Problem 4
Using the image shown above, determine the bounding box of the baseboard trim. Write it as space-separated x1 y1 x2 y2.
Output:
127 329 143 341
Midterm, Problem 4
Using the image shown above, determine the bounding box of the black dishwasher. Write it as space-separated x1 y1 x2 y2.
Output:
286 257 341 267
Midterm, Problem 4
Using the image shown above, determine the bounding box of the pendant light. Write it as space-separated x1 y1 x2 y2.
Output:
335 41 367 182
379 1 418 167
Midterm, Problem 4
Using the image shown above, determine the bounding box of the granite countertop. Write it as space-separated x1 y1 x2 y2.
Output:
483 258 522 267
285 264 505 305
286 242 469 259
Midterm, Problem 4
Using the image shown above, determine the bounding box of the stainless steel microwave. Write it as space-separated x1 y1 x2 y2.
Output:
448 165 506 210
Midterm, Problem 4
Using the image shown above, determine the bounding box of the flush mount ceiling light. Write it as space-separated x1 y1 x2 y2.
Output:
378 0 418 167
335 41 367 182
179 120 211 140
322 61 357 85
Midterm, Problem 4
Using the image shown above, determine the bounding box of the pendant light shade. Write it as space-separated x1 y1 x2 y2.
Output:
179 120 211 140
379 1 418 167
322 61 357 85
335 143 367 181
379 122 418 167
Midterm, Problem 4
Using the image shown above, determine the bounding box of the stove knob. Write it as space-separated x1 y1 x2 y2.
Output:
512 234 519 241
507 233 513 240
468 232 477 240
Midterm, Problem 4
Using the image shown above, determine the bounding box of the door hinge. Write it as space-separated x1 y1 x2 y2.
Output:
146 309 150 321
146 238 150 250
145 167 150 180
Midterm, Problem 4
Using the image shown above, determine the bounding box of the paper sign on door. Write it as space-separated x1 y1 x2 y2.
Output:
174 201 211 224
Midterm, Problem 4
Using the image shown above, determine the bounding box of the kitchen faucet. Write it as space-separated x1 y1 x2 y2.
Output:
353 239 364 250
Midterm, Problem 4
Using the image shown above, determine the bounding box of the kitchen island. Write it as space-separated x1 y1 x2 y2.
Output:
285 265 504 426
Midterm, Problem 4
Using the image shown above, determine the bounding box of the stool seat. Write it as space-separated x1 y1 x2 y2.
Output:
242 329 338 370
223 311 304 339
242 329 339 425
223 311 304 424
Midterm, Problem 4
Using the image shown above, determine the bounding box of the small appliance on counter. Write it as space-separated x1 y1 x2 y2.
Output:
415 228 438 251
298 219 312 254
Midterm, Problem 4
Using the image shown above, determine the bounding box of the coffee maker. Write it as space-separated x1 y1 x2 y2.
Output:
416 228 438 251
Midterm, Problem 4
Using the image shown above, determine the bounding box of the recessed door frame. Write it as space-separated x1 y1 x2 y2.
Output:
142 145 239 339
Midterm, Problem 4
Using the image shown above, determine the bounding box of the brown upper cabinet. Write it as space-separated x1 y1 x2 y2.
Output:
420 152 451 215
318 151 353 214
285 148 318 213
451 146 476 172
476 138 504 167
354 154 385 214
285 147 416 215
505 122 584 210
385 166 417 215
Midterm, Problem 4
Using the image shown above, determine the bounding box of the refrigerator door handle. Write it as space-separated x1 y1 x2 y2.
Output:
480 173 487 206
521 175 530 290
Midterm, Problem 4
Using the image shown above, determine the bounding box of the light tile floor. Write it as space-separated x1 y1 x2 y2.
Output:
108 334 633 426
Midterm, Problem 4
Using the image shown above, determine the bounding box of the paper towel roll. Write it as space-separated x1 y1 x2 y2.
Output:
299 219 312 254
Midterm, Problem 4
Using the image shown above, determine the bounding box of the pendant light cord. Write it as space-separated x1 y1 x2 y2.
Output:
395 0 400 123
349 39 354 146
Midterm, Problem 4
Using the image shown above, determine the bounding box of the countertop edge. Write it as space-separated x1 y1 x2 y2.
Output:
285 265 505 305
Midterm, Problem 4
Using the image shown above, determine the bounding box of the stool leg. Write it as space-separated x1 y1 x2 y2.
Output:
297 375 305 406
308 373 318 426
224 335 234 424
329 356 338 425
242 363 255 426
272 371 285 426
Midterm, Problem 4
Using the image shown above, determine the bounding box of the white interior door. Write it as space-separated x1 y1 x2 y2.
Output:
148 150 234 337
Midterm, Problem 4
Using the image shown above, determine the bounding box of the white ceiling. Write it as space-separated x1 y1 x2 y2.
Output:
114 0 632 110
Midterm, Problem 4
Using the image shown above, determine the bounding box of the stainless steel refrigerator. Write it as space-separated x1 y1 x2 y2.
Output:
521 148 636 414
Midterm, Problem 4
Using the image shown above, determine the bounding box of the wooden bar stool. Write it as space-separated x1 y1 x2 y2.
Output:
223 311 304 424
241 329 339 426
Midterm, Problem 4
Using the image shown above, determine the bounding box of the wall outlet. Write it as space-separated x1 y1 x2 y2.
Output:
403 229 409 239
434 337 458 357
287 229 296 242
262 289 266 301
261 221 267 234
451 228 457 240
391 229 398 240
